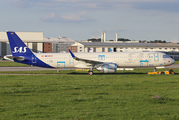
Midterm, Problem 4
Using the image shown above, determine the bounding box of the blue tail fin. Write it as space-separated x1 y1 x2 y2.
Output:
7 31 33 56
6 31 53 68
110 48 114 52
89 48 93 52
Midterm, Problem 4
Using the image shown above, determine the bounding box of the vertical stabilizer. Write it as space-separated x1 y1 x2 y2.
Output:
7 31 33 56
6 31 53 68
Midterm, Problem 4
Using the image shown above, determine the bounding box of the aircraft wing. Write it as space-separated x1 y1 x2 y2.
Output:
68 49 113 65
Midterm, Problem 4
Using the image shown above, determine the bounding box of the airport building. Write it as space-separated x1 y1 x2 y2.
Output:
68 32 179 53
68 41 179 53
43 36 75 53
1 31 179 60
67 41 179 60
0 31 75 57
0 31 44 57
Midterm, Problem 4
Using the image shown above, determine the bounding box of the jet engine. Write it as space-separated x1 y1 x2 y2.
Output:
95 63 117 73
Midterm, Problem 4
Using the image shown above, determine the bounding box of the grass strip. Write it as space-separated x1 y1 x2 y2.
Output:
0 74 179 119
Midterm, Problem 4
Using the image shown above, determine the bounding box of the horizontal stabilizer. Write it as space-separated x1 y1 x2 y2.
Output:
4 55 25 61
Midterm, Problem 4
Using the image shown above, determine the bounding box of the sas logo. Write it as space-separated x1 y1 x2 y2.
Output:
12 47 27 53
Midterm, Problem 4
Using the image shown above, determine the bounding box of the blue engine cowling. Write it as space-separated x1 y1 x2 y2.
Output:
95 63 117 73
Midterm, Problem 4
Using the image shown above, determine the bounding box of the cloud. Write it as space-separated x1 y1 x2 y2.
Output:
10 0 179 13
110 0 177 2
116 4 131 8
53 0 85 2
10 0 28 8
76 3 99 9
175 20 179 23
53 0 178 2
10 0 179 15
42 13 59 22
132 2 179 12
62 11 93 22
42 11 94 22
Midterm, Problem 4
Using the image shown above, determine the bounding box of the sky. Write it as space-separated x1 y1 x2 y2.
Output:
1 0 179 42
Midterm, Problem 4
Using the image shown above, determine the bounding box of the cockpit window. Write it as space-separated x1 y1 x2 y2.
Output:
163 55 170 58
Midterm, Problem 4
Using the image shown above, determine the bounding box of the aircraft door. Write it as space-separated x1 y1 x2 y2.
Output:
69 55 74 65
32 54 37 63
154 53 159 61
57 61 65 68
98 55 105 61
140 60 149 67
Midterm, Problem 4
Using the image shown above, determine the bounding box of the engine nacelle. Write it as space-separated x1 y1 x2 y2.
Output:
95 63 117 73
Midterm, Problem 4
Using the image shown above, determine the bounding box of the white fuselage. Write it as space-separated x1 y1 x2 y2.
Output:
35 51 174 69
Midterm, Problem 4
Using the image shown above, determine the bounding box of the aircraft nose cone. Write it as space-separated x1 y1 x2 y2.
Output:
171 58 175 64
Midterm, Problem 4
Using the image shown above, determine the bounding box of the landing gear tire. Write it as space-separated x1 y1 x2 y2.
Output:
88 67 93 75
88 71 93 75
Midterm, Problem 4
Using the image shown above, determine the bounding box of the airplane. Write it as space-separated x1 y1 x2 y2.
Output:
110 48 114 52
88 48 93 52
4 31 175 75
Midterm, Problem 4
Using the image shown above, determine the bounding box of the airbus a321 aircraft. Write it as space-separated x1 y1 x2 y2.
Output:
4 31 175 75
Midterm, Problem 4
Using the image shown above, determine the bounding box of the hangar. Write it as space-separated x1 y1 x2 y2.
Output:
0 31 75 57
44 36 75 53
67 41 179 60
0 31 44 57
68 41 179 53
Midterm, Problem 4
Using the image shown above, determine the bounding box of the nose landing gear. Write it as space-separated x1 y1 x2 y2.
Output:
88 67 93 75
88 71 93 75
